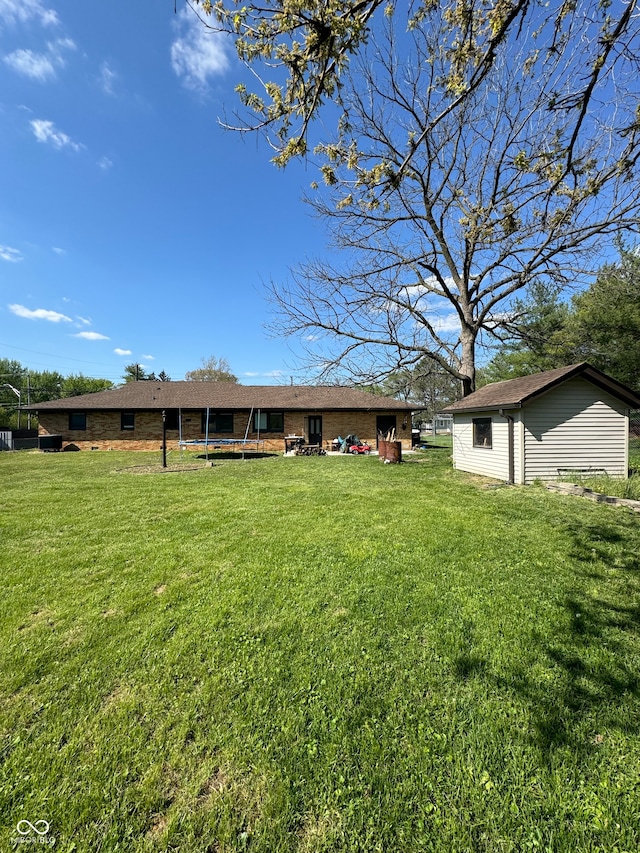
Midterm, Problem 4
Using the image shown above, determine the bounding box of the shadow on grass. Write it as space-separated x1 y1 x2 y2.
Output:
194 451 279 461
471 517 640 759
530 519 639 756
452 618 490 680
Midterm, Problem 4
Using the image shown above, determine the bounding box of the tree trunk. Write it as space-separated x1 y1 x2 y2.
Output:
460 328 476 396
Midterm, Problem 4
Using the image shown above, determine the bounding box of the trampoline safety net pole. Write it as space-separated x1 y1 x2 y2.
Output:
243 407 254 460
205 406 210 461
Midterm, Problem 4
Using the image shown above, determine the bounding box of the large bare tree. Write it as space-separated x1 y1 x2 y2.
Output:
269 5 640 393
191 0 640 394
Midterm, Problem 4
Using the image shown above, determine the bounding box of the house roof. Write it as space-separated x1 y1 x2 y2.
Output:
441 363 640 413
26 382 413 412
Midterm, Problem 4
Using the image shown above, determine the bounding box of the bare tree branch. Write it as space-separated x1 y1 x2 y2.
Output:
265 7 640 393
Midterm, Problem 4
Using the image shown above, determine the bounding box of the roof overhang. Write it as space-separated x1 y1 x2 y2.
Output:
442 363 640 414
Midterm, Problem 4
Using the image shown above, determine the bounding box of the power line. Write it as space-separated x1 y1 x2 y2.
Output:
0 343 175 382
0 340 120 368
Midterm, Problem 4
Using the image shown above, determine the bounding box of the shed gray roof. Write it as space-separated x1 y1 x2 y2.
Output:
441 363 640 413
27 382 413 412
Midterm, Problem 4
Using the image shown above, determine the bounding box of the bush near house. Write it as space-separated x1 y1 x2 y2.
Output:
1 450 639 852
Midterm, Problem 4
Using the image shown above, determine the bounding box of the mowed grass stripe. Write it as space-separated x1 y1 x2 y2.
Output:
1 450 639 852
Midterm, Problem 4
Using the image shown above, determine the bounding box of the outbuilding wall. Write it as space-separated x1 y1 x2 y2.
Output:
451 377 629 483
521 377 628 482
37 408 411 452
451 412 512 481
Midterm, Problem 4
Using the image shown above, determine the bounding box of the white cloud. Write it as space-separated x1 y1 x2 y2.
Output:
74 331 109 340
142 354 154 360
75 315 91 325
52 246 65 255
171 7 231 91
99 60 116 95
4 48 55 80
5 37 75 80
431 312 461 333
114 348 132 356
0 245 23 262
401 276 457 298
9 303 71 322
98 156 113 171
0 0 59 28
30 118 83 151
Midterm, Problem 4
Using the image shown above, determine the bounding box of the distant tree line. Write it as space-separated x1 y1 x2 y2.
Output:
0 361 115 429
0 355 239 429
378 248 640 421
122 356 238 383
480 247 640 393
122 364 172 383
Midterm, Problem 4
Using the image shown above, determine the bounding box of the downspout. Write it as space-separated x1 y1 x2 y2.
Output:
499 409 515 485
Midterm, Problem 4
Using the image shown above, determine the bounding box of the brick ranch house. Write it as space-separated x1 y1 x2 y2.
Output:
27 382 414 453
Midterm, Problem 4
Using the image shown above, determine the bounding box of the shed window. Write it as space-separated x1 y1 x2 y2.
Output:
121 412 135 431
201 411 233 433
473 417 492 448
69 412 86 431
253 411 284 432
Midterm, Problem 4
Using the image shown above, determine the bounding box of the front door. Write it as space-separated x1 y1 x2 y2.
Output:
308 416 322 447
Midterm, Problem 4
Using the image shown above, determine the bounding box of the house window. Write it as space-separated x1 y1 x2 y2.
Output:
201 411 233 433
253 411 284 432
473 417 492 448
69 412 86 431
121 412 135 431
164 409 179 430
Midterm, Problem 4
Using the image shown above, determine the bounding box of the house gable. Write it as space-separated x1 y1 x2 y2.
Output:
521 377 628 482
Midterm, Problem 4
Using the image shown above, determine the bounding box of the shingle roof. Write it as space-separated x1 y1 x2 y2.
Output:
26 382 413 412
441 363 640 413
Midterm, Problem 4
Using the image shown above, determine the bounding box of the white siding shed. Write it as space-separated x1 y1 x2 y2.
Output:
443 364 640 484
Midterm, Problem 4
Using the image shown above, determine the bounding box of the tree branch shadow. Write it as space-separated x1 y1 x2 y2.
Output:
493 517 640 759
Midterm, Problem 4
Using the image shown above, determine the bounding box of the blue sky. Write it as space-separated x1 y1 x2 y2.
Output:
0 0 328 385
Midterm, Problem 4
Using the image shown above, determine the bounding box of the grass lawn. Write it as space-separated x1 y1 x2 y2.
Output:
1 448 639 852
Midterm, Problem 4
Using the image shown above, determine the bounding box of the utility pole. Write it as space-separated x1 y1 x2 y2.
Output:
26 373 31 430
161 410 167 468
1 384 21 429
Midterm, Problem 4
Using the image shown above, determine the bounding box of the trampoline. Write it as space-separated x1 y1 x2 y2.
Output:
179 438 265 452
178 406 265 459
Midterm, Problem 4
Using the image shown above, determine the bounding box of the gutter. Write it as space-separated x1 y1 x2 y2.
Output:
441 401 523 415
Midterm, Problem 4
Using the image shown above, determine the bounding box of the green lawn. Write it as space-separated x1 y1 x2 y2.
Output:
1 449 639 852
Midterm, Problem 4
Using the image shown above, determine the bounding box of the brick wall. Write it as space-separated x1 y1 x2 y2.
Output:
38 408 412 451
